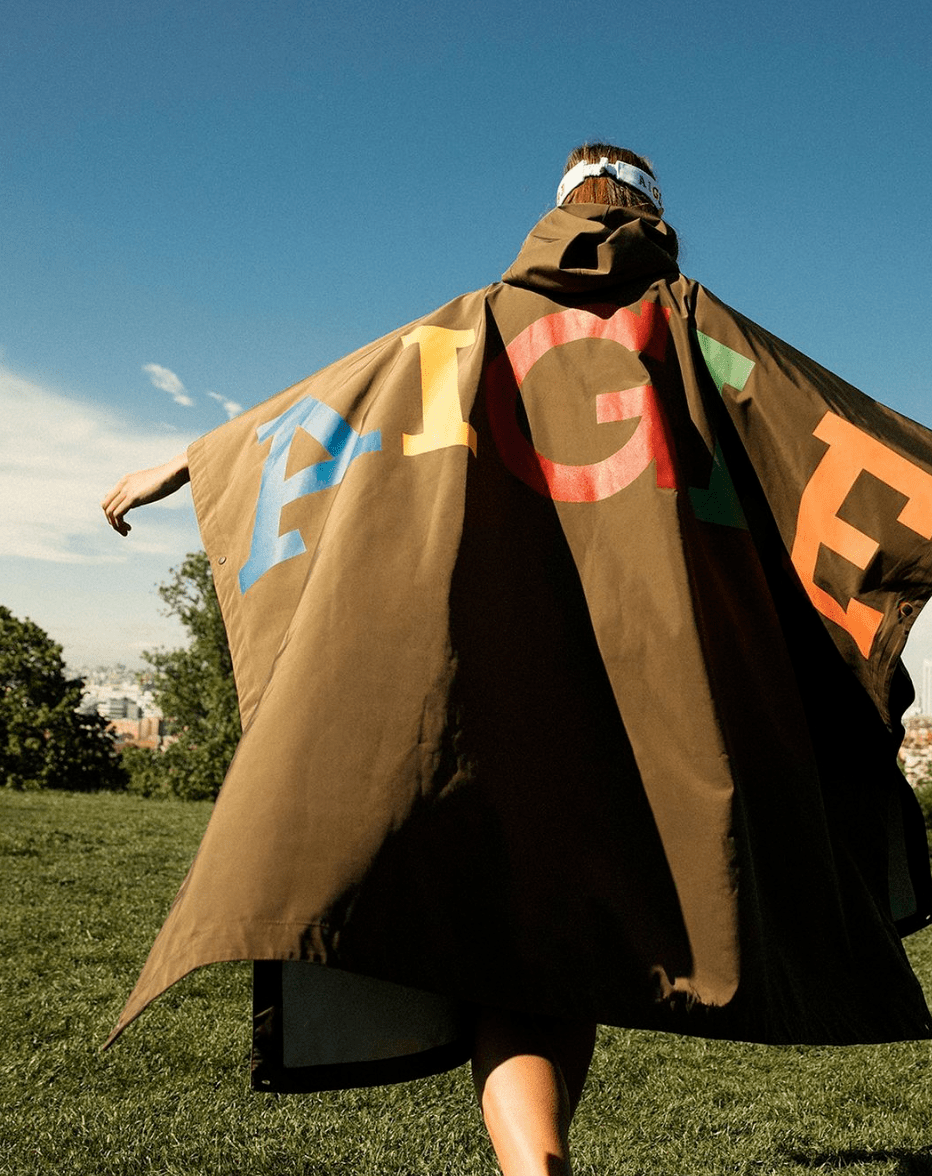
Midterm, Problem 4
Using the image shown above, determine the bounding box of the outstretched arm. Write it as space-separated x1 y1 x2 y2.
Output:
101 451 190 536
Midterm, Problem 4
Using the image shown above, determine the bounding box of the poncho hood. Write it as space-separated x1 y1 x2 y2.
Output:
502 204 680 294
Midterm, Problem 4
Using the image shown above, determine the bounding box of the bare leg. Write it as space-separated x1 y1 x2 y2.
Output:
471 1008 597 1176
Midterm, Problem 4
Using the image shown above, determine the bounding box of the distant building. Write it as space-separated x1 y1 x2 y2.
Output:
108 715 168 750
80 672 162 724
923 659 932 718
101 696 142 720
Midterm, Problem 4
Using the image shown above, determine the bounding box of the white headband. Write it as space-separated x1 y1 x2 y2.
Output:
556 156 663 212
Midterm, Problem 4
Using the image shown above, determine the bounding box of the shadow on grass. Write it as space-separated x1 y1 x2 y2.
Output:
784 1148 932 1174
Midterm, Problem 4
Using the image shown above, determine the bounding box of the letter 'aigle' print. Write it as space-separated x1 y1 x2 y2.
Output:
239 304 680 593
238 304 932 663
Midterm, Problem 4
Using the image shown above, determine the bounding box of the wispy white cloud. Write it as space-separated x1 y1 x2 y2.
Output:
0 365 200 565
143 362 194 407
207 390 244 419
0 364 206 666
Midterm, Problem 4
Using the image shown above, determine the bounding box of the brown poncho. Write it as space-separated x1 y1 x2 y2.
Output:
110 205 932 1089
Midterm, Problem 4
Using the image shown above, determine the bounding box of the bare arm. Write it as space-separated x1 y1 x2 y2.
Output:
101 451 190 536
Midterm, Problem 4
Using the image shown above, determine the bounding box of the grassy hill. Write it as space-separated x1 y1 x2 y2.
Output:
1 790 930 1176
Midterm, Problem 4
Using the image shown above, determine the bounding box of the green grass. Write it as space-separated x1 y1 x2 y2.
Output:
1 790 930 1176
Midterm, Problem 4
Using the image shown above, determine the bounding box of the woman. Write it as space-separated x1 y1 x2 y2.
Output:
103 144 932 1176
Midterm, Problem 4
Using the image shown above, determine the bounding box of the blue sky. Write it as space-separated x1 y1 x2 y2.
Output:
3 0 932 677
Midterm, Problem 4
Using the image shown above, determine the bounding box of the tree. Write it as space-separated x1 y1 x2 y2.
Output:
0 606 125 790
125 552 240 800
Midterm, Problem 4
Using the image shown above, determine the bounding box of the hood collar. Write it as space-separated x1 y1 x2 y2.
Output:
502 204 679 295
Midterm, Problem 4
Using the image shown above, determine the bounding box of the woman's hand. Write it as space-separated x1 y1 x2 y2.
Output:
101 451 190 536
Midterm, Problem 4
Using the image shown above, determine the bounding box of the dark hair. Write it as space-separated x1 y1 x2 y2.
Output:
561 142 661 215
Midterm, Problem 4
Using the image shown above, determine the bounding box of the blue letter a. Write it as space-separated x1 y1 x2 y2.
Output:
239 396 381 594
